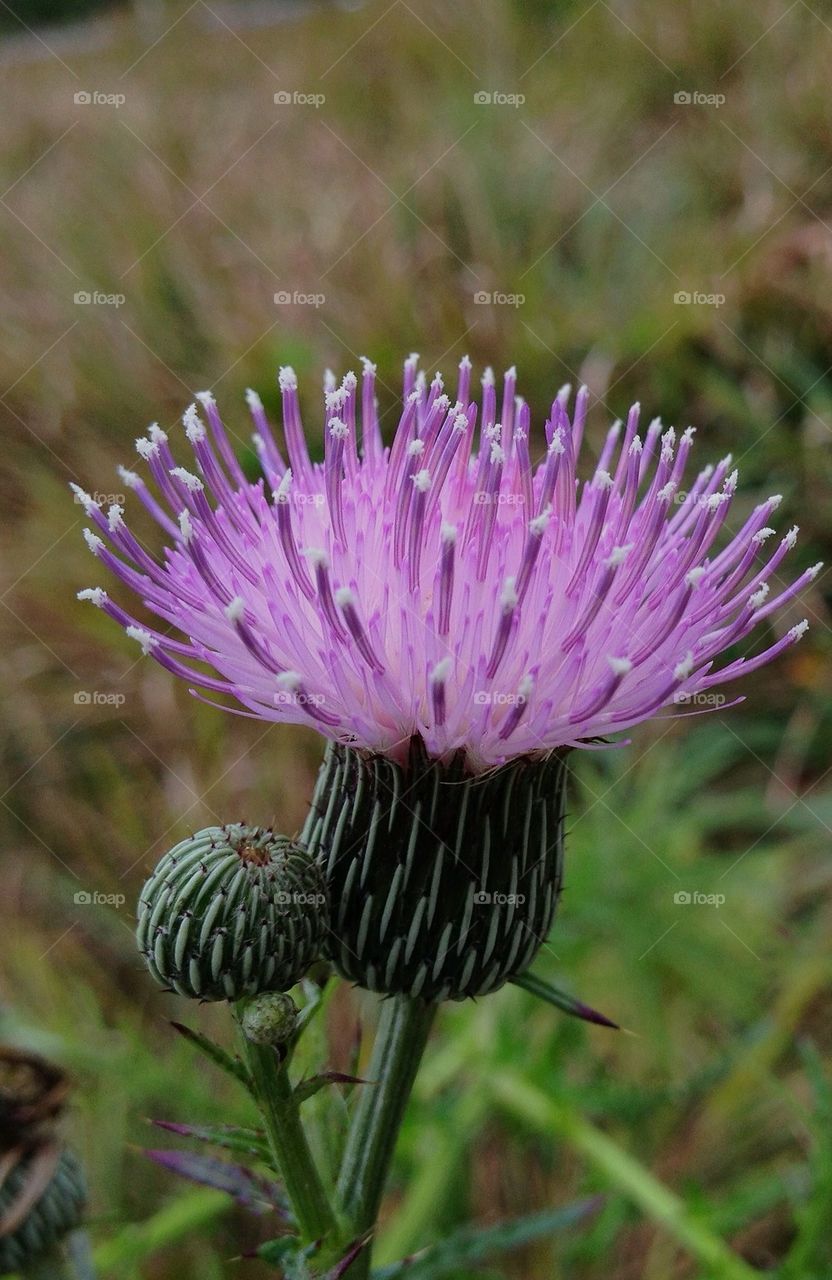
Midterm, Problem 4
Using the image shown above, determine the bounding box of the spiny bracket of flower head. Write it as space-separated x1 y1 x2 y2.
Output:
302 738 568 1001
76 359 818 772
0 1048 85 1276
136 825 329 1002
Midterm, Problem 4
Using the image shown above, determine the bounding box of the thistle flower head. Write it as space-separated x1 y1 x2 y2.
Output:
77 358 814 772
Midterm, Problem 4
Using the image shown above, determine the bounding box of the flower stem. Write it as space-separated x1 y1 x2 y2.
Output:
237 1022 338 1248
337 995 436 1275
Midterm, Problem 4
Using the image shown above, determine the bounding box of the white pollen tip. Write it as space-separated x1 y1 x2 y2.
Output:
148 423 168 444
323 368 337 392
685 566 706 587
629 435 643 455
117 466 140 488
608 656 632 676
278 366 297 391
605 543 633 567
459 354 472 370
529 507 552 537
768 494 783 509
135 438 158 460
724 469 739 492
482 367 495 387
274 469 293 502
107 504 124 531
251 433 264 451
178 509 193 541
170 467 204 493
360 356 376 375
504 365 517 381
453 413 469 431
808 561 824 578
343 371 357 391
517 673 535 698
245 387 263 410
674 652 694 680
784 526 799 548
441 522 458 545
595 470 614 489
328 417 349 439
334 586 355 608
657 482 677 504
326 388 347 411
407 439 425 457
77 587 107 606
412 468 431 492
490 442 505 465
501 577 518 609
406 352 420 366
430 657 453 684
789 619 809 641
195 390 216 409
82 528 103 555
406 389 422 406
556 383 571 405
706 492 729 511
304 547 329 568
225 596 245 622
126 625 156 654
70 483 97 512
183 404 206 442
682 426 696 444
749 584 770 609
431 372 444 388
647 416 662 432
276 670 302 692
752 527 776 544
549 427 565 455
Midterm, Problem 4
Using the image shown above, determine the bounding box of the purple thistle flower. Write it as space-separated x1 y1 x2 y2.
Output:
75 356 818 773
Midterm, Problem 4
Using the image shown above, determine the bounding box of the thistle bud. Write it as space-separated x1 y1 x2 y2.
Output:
136 825 328 1001
240 992 299 1046
302 740 568 1002
0 1148 86 1275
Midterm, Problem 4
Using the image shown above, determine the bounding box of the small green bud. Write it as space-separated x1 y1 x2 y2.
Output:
240 992 299 1045
136 825 329 1002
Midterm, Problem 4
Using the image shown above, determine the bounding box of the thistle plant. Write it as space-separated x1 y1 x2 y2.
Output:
74 354 817 1276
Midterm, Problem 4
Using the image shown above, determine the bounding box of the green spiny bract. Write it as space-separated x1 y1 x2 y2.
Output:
301 740 568 1002
0 1149 86 1275
136 826 328 1001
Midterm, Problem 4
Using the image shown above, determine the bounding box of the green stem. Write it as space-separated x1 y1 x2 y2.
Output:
337 995 436 1275
237 1021 338 1248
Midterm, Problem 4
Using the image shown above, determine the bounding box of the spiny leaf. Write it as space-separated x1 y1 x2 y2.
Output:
294 1072 369 1104
511 972 619 1028
143 1148 287 1215
372 1198 602 1277
151 1119 271 1161
170 1020 253 1089
325 1235 370 1278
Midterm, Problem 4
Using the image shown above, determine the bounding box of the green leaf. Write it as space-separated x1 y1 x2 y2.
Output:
294 1071 368 1104
152 1119 271 1161
372 1199 600 1277
170 1020 253 1090
511 971 619 1028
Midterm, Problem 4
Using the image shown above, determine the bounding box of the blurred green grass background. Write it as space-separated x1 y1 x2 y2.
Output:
0 0 831 1276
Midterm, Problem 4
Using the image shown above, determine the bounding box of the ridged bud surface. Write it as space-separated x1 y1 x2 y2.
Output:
302 741 567 1001
136 825 328 1001
0 1149 85 1275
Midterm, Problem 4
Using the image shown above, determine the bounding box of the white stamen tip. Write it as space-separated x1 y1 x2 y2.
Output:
517 673 535 699
808 561 823 578
595 470 614 489
170 467 204 493
148 423 168 444
326 388 348 411
77 587 107 606
768 494 783 509
674 651 694 680
430 657 452 684
117 466 140 488
529 507 552 538
335 586 355 608
682 426 696 444
789 620 809 641
126 625 156 654
274 470 293 503
685 566 706 587
278 366 297 391
276 670 302 692
328 417 349 439
453 413 469 431
490 442 505 465
608 656 632 676
549 427 565 455
407 439 425 457
724 468 739 492
482 367 495 387
705 492 729 511
195 391 216 409
605 543 633 568
225 596 245 623
245 388 263 410
135 438 158 460
70 483 98 513
629 435 643 455
752 527 775 544
360 356 377 375
304 547 329 569
784 526 799 548
441 522 458 545
107 504 124 531
459 354 472 370
657 482 677 504
501 577 518 610
183 404 206 442
412 468 432 493
749 584 770 609
323 369 337 393
178 509 193 541
556 383 571 405
83 529 103 555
